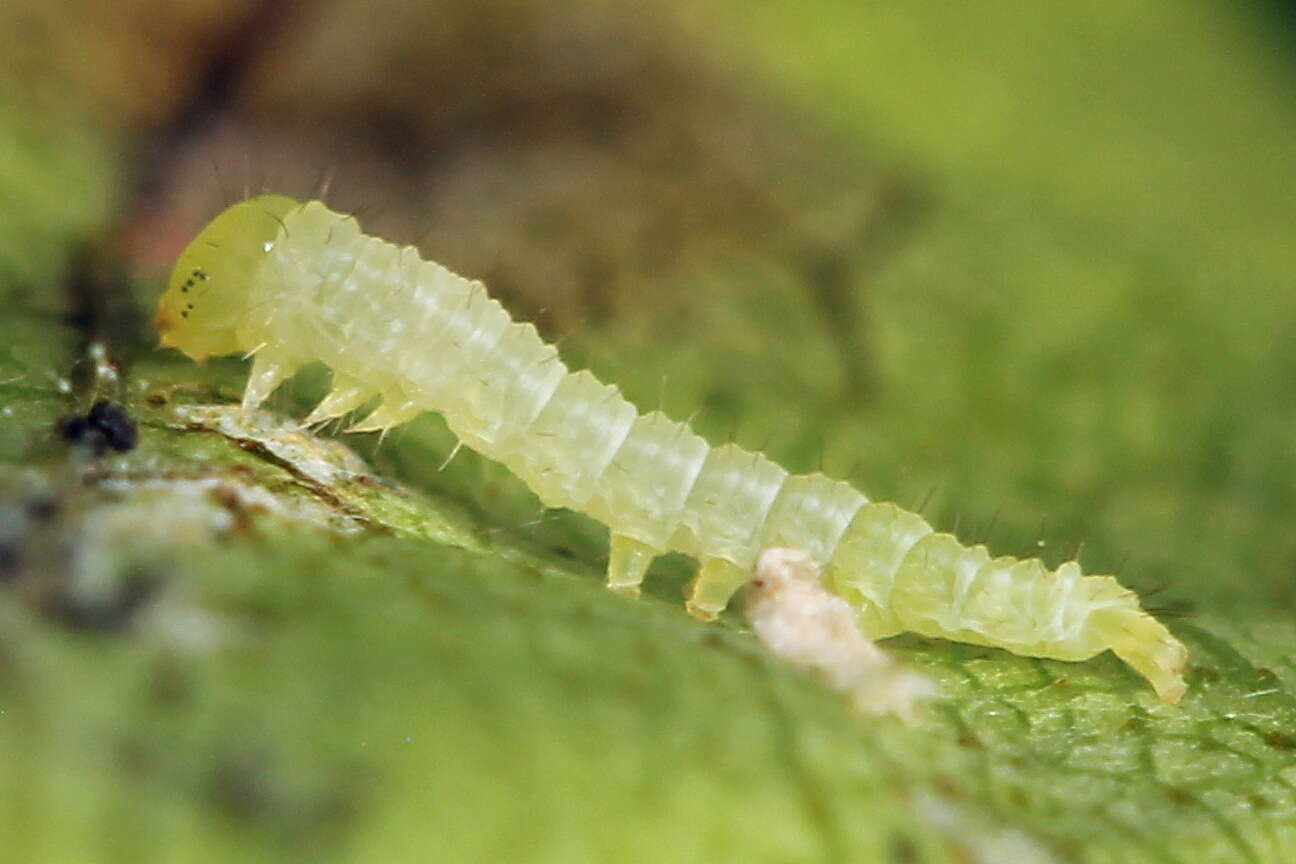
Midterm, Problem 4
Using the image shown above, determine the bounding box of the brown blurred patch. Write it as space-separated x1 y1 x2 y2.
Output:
19 0 920 395
0 0 272 125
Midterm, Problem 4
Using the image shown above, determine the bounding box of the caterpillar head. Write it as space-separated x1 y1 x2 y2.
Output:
155 195 301 361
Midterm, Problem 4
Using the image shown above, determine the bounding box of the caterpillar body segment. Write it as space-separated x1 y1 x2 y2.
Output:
831 504 1188 704
156 196 1190 704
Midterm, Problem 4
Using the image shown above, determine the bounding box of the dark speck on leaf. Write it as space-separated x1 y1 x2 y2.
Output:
57 415 109 456
932 774 960 800
0 542 18 580
25 494 60 522
57 400 137 455
88 400 138 451
1121 716 1145 733
889 833 920 864
48 567 158 632
1264 731 1296 750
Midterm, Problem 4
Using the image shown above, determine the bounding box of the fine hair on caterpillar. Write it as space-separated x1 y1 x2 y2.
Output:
155 195 1190 705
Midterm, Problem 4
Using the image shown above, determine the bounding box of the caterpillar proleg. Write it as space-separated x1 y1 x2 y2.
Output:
155 196 1189 704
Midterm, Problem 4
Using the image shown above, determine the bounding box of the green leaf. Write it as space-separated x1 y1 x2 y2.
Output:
5 1 1296 862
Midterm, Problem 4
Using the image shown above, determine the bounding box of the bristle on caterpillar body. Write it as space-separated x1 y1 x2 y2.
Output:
156 196 1189 704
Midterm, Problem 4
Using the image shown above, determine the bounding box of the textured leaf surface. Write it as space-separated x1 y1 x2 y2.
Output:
4 1 1296 863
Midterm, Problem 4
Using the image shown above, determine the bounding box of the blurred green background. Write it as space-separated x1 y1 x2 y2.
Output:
2 1 1296 861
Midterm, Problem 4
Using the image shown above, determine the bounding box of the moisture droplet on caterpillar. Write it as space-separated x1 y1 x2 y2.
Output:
156 196 1190 707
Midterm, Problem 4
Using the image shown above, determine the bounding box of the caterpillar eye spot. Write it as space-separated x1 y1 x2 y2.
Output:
154 195 1190 709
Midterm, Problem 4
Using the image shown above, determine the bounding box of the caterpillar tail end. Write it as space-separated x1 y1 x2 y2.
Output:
1092 605 1189 704
685 558 749 621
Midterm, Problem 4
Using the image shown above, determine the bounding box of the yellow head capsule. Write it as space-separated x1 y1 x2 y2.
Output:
156 195 301 362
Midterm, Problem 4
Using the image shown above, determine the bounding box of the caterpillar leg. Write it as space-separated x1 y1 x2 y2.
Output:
684 557 750 621
747 548 935 723
1089 604 1189 704
303 377 373 425
242 352 300 412
345 397 422 433
607 533 658 597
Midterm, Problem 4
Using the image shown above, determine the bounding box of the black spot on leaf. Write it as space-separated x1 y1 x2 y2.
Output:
57 400 138 455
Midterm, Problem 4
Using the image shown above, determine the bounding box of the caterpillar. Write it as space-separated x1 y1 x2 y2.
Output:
155 195 1189 704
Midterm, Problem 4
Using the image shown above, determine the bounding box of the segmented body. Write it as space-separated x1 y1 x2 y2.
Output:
156 196 1189 703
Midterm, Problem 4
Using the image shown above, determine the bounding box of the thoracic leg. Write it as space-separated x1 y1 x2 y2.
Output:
304 377 373 425
242 352 300 412
685 557 750 621
1088 604 1188 704
345 396 422 433
607 533 658 597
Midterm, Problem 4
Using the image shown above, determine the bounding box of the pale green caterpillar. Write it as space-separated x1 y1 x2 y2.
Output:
156 196 1189 704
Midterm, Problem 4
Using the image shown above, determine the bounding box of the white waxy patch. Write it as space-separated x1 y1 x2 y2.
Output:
746 548 935 722
174 404 371 490
154 196 1190 704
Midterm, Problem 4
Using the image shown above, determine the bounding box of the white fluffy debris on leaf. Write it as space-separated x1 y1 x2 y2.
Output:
745 547 936 723
174 404 371 487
